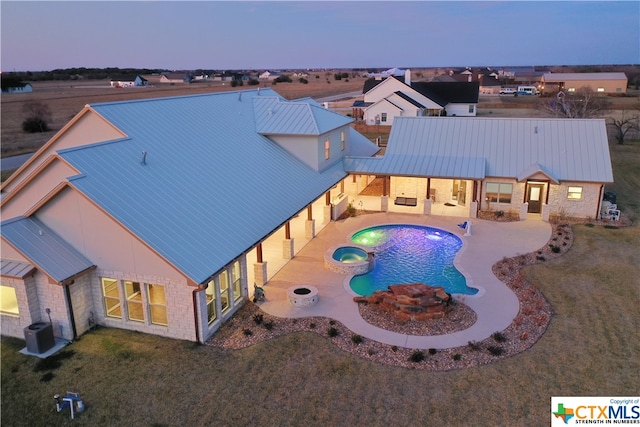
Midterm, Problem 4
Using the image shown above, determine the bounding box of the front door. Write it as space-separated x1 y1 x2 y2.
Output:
527 184 544 213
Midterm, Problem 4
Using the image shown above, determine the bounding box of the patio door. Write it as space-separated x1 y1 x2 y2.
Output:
452 180 466 206
527 184 544 213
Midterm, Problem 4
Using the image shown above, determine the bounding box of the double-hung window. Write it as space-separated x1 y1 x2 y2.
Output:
147 284 167 325
567 186 583 200
125 281 144 322
102 278 122 318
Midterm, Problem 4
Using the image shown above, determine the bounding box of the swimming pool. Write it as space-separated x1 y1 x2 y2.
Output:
349 224 478 296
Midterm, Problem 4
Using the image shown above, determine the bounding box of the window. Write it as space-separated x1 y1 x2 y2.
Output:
232 262 242 302
340 131 345 151
567 186 583 200
324 139 330 160
597 87 605 92
102 278 121 318
220 272 230 313
567 87 576 93
206 279 217 324
147 284 167 326
486 183 513 203
0 285 19 316
468 105 475 114
125 281 144 322
381 113 387 123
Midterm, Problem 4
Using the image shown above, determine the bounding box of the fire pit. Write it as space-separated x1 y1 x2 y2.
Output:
287 286 319 307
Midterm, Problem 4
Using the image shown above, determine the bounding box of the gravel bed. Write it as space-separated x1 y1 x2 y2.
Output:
208 223 575 371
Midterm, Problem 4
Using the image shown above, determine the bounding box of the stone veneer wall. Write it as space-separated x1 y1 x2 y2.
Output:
0 276 36 339
547 182 602 219
92 270 197 341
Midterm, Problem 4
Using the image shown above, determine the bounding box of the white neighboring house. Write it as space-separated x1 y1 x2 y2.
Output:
259 71 282 80
360 70 479 125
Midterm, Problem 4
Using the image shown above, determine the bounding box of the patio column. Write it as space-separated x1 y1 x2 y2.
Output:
381 176 389 212
283 222 294 259
324 191 332 224
423 178 432 215
305 205 315 239
253 243 268 286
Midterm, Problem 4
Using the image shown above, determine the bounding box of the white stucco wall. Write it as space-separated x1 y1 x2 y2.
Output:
37 187 184 281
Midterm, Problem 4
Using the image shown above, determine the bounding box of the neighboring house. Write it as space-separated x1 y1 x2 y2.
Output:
344 116 613 221
110 75 148 88
540 72 628 95
259 71 282 80
360 72 480 125
1 81 33 94
159 73 191 84
0 88 379 344
479 75 502 94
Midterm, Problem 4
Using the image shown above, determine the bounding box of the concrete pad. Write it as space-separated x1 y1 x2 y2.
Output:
258 213 551 349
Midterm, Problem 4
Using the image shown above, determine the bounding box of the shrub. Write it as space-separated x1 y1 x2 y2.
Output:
327 327 339 337
468 341 481 351
329 320 336 325
242 328 253 336
351 334 363 345
22 118 49 133
309 322 316 329
487 346 504 356
428 348 437 355
253 313 264 324
491 331 507 343
453 354 462 361
391 345 398 352
409 350 425 362
263 321 274 331
367 348 375 356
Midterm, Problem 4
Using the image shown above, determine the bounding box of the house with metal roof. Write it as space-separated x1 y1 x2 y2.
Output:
0 88 379 344
0 88 614 346
344 116 613 222
540 72 628 95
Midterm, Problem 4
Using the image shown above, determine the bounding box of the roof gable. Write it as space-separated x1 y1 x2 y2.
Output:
254 97 353 135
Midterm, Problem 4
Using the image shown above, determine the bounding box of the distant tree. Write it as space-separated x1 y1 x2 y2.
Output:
22 101 52 133
247 79 259 86
537 87 611 118
298 78 308 84
607 110 640 145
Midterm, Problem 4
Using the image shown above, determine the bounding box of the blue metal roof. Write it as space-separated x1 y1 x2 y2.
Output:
1 217 94 283
58 88 354 284
345 117 613 183
254 96 353 135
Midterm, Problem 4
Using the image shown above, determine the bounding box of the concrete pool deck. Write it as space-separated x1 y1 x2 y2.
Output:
258 212 552 349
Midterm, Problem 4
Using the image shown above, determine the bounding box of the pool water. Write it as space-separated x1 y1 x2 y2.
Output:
350 225 478 296
332 246 368 263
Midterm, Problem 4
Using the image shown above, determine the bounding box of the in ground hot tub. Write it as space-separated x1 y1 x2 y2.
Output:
287 286 319 307
324 245 375 275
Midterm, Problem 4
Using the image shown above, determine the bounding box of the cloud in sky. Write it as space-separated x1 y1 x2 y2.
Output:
1 1 638 71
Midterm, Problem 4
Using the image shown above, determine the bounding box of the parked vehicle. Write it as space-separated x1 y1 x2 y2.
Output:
499 87 516 95
516 86 538 96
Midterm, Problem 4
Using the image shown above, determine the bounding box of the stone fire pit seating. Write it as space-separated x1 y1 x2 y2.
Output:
353 283 452 321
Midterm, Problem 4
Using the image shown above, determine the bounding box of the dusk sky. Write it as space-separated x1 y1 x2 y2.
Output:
1 1 639 72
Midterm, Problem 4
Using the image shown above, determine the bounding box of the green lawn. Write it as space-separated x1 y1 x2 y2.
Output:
2 140 639 426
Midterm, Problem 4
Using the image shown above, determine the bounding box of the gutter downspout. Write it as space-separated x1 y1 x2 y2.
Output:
62 283 78 340
192 284 207 343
